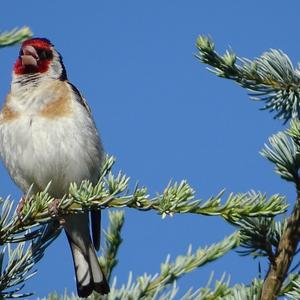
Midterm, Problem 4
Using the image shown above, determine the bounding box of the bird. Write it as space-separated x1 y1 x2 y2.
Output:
0 37 110 297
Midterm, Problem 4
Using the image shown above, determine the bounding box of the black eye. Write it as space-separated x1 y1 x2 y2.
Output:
36 48 53 60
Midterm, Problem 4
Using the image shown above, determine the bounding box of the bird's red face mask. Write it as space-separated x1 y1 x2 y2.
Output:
14 38 53 75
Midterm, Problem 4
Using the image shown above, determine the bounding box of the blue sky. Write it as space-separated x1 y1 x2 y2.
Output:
0 0 299 298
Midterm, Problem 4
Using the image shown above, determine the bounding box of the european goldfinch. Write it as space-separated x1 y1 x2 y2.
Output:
0 38 109 297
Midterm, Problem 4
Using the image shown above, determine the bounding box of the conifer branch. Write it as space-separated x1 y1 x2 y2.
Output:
44 233 239 299
104 272 299 300
183 273 231 299
196 36 300 299
99 211 124 282
0 156 287 245
0 156 287 298
43 274 262 299
144 232 239 296
260 186 300 300
281 274 300 299
236 217 286 264
257 121 300 299
286 118 300 147
0 27 32 48
47 272 300 299
194 276 262 300
261 131 299 182
196 35 300 122
1 27 294 300
0 224 59 298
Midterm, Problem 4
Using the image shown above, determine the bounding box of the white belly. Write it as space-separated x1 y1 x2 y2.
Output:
0 113 103 197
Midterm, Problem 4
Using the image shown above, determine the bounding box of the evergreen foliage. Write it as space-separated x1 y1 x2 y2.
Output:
1 28 300 299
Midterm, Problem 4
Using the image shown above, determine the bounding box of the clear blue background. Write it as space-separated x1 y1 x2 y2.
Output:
0 1 298 298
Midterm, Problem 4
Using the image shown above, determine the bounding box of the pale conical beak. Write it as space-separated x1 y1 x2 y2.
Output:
21 45 39 67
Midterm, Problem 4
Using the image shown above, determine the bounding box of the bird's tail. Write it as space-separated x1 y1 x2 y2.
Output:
64 213 110 298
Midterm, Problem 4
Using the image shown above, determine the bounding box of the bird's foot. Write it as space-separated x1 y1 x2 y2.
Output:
48 198 60 217
48 198 65 225
16 196 26 223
